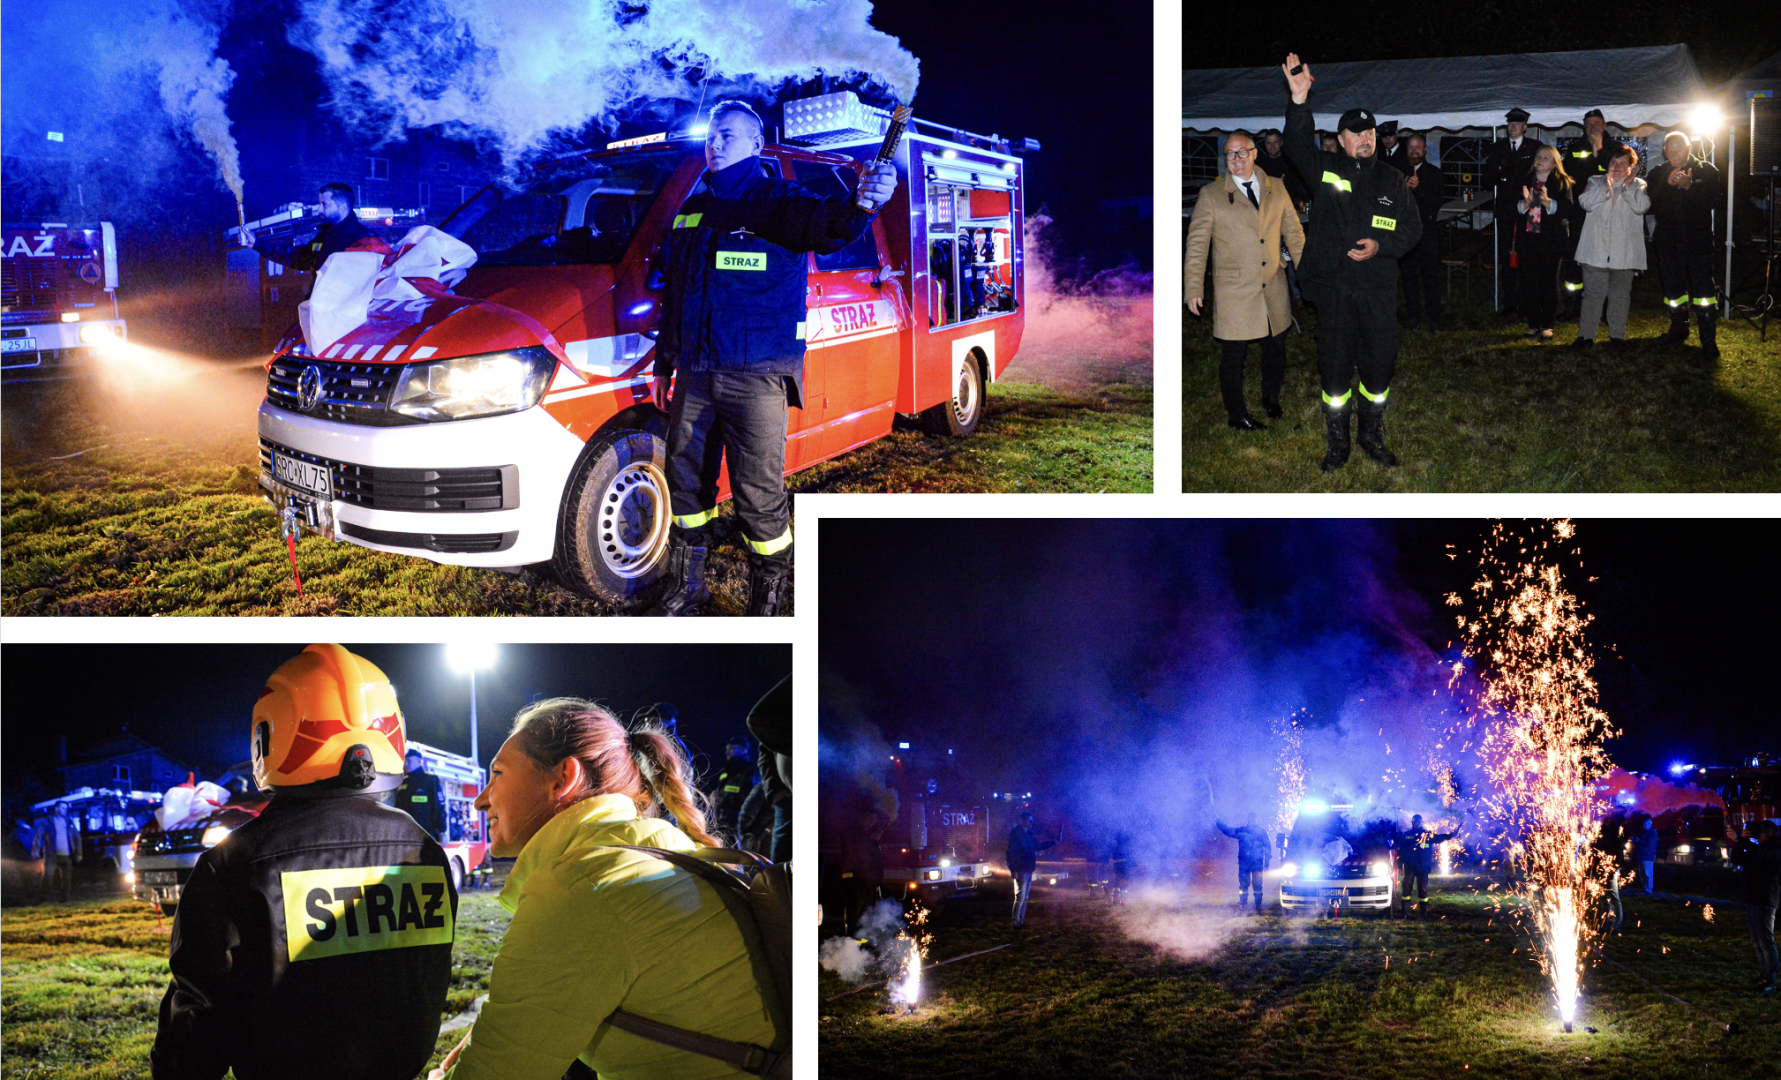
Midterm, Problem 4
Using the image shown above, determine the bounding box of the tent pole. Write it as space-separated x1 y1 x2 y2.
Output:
1493 125 1501 313
1726 123 1736 321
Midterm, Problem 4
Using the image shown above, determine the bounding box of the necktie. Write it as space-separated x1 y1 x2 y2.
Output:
1243 181 1259 209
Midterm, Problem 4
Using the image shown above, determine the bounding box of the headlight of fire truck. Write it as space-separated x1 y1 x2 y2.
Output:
389 347 555 422
79 323 117 345
923 869 942 881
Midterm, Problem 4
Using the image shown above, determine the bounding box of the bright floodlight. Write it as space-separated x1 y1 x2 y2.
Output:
446 642 497 672
1689 103 1723 133
1669 761 1689 776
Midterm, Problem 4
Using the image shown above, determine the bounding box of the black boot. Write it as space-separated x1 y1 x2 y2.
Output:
647 536 710 616
1700 318 1719 362
746 559 792 617
1320 400 1352 473
1356 398 1400 467
1261 396 1283 420
1661 310 1689 344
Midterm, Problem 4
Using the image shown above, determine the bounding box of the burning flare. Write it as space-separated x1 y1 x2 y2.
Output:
1449 519 1617 1032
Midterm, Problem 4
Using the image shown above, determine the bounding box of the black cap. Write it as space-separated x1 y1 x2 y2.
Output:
1583 108 1604 121
1378 120 1399 136
1337 108 1376 134
1505 107 1530 123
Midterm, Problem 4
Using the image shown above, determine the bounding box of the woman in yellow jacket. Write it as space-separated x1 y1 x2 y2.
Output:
434 698 784 1080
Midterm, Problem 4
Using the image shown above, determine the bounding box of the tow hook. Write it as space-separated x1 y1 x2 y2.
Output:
280 503 302 542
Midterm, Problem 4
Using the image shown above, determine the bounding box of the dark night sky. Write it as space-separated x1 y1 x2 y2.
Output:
820 519 1779 794
1 644 789 793
1181 0 1780 86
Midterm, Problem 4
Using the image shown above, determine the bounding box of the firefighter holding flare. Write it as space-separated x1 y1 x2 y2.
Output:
150 644 456 1080
650 100 898 617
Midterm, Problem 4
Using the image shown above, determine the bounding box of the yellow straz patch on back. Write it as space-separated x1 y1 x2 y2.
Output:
672 213 703 229
1371 215 1397 230
281 865 452 961
716 251 767 271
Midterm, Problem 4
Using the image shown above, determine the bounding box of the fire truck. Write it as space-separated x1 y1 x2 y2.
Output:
0 222 126 381
254 91 1034 604
29 787 163 885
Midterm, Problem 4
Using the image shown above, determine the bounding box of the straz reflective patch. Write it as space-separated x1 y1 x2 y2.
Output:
281 865 452 962
716 251 767 271
1321 171 1352 193
672 213 703 229
1371 215 1397 230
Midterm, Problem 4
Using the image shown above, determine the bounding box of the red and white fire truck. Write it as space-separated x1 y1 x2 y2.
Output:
0 222 127 381
253 91 1034 603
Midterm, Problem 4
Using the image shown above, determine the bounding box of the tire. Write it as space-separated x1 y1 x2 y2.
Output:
552 429 673 604
449 857 465 894
920 352 984 436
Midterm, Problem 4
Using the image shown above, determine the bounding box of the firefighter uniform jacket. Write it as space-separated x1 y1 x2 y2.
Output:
1398 828 1456 874
1485 137 1546 208
1646 156 1724 256
394 766 448 840
252 214 378 273
654 156 877 403
151 793 456 1080
1216 821 1272 872
1283 101 1423 295
709 758 758 832
1563 136 1630 189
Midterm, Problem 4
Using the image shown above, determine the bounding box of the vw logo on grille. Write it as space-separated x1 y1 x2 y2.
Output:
297 363 325 411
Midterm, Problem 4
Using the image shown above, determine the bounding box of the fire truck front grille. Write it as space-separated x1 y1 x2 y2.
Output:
136 830 207 856
260 439 518 512
266 356 418 426
1 261 59 312
340 522 518 554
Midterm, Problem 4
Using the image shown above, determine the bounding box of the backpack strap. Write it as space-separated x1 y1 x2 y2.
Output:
602 845 791 1079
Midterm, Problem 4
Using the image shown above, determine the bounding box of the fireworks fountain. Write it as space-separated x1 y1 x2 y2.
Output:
1272 709 1308 838
1448 519 1617 1033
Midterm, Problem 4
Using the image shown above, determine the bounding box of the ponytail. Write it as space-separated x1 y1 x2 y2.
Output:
509 697 718 846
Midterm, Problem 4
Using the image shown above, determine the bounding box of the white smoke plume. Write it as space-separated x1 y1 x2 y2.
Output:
293 0 919 166
154 10 245 203
818 898 907 984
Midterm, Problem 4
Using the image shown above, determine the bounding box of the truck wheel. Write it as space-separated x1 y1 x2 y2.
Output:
921 354 984 436
449 857 465 894
552 429 672 605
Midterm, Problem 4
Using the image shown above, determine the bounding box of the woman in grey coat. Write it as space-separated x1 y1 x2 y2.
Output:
1571 146 1649 350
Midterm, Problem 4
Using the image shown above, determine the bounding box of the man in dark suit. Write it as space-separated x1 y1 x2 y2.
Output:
1378 121 1409 173
1400 134 1447 332
1485 108 1544 319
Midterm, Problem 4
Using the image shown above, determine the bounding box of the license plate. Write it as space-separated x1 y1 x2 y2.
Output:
273 452 332 499
141 870 179 885
956 865 974 878
1321 889 1347 899
1 338 38 354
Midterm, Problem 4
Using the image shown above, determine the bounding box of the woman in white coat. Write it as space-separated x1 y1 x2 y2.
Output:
1571 146 1649 351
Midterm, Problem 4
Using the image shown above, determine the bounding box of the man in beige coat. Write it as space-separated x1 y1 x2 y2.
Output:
1186 132 1306 429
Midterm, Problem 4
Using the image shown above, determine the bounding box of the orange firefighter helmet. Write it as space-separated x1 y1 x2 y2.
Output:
251 644 407 792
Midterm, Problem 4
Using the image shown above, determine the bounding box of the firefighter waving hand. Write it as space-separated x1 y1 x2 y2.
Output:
150 645 456 1080
1281 54 1422 473
650 100 896 617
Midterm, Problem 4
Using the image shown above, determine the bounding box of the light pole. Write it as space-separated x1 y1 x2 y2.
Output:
445 644 497 768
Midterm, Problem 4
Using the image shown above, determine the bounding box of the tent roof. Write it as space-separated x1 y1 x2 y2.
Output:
1184 45 1711 134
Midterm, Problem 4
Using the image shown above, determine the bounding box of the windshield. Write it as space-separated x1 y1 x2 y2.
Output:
444 150 683 266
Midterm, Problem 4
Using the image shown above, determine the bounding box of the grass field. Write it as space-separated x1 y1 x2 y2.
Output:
819 876 1781 1080
0 363 1150 616
1183 277 1781 492
0 892 510 1079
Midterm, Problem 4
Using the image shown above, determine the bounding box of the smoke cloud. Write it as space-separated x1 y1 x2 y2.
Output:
1 0 243 221
819 898 908 984
292 0 919 166
1005 213 1153 389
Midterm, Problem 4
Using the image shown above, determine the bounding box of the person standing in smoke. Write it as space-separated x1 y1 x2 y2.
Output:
1396 813 1458 918
1632 816 1660 894
239 183 383 278
1006 812 1058 928
650 100 897 616
1728 819 1779 993
838 808 886 933
1215 814 1273 914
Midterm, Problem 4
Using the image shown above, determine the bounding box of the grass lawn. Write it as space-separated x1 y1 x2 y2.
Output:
819 876 1781 1079
1 364 1149 615
0 892 511 1079
1183 276 1781 492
